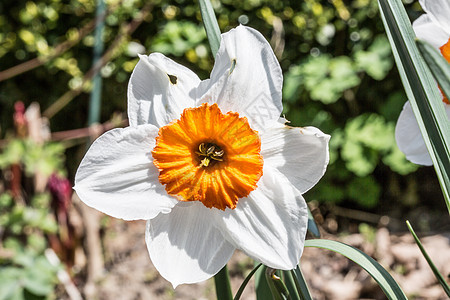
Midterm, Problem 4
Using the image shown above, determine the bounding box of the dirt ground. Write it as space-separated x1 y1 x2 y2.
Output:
63 203 450 300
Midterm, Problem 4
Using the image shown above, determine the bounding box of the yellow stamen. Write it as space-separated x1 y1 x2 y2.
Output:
152 103 263 210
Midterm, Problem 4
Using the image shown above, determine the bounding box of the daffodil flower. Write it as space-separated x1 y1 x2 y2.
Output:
74 25 330 287
395 0 450 165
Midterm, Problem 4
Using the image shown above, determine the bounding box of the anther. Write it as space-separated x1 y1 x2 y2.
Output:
196 142 224 167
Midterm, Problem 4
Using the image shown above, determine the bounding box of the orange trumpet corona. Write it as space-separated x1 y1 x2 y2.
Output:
152 103 264 210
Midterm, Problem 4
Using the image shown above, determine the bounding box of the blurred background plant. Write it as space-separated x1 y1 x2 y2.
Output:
0 0 448 299
0 102 72 299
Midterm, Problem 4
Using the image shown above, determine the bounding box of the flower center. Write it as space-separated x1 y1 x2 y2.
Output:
196 142 225 167
152 103 263 210
440 37 450 104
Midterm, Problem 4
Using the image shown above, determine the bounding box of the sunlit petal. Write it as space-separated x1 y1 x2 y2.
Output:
413 14 449 49
128 53 200 127
261 122 330 193
74 124 178 220
395 101 433 166
196 25 283 132
419 0 450 35
213 165 308 269
145 202 235 288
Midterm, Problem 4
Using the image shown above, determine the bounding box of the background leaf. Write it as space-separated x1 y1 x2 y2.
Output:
305 239 407 300
199 0 221 57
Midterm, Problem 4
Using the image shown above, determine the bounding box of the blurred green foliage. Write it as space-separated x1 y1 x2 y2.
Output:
0 139 65 299
0 192 60 300
0 0 439 213
0 140 65 177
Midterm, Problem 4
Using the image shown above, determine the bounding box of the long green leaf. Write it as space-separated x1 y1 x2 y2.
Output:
378 0 450 212
214 265 233 300
291 266 313 300
199 0 221 58
234 263 262 300
406 221 450 297
305 239 407 300
416 40 450 102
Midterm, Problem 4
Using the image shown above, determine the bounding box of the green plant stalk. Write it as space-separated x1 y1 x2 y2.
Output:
265 267 289 300
199 0 221 58
88 0 106 126
406 221 450 297
378 0 450 212
214 265 233 300
255 264 273 300
234 263 262 300
291 266 313 300
305 239 407 299
282 270 300 300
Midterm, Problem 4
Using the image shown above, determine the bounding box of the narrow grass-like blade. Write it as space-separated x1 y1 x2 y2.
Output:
291 266 313 300
406 221 450 297
199 0 221 58
378 0 450 212
234 263 262 300
305 239 407 299
214 265 233 300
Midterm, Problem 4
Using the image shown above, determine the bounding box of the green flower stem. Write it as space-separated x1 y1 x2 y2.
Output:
265 267 290 300
291 266 313 300
214 265 233 300
88 0 106 127
282 270 300 300
234 263 262 300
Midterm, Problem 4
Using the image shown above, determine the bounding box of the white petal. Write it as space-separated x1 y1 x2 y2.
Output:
413 14 449 49
74 124 178 220
127 53 201 127
261 122 330 194
419 0 450 35
145 202 235 288
196 25 283 132
213 166 308 270
395 101 432 166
